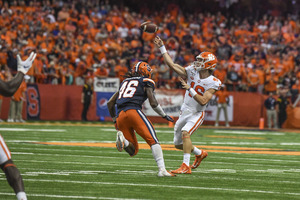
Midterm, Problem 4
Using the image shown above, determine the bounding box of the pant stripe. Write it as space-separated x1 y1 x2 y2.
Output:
137 110 158 143
189 112 205 135
0 135 11 161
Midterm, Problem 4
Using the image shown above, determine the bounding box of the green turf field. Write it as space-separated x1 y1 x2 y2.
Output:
0 122 299 200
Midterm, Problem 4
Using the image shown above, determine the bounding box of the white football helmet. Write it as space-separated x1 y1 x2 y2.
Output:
194 52 218 71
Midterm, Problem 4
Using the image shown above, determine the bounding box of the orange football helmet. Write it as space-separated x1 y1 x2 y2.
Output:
194 52 218 71
132 61 152 78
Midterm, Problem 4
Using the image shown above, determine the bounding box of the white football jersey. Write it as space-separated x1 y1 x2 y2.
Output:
181 64 222 112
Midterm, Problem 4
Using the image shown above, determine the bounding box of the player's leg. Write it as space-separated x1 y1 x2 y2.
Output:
188 112 208 169
173 113 187 150
116 110 138 156
0 135 27 200
223 103 229 127
133 110 175 177
171 111 206 173
215 104 221 126
272 110 278 129
171 112 193 174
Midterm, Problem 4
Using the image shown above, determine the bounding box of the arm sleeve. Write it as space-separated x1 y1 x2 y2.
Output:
210 78 222 91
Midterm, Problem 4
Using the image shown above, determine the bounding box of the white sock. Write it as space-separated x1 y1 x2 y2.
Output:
151 144 165 171
124 139 129 148
192 147 202 156
183 153 190 166
16 192 27 200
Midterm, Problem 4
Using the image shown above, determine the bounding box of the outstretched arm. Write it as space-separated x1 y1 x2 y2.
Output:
154 36 187 78
0 52 36 97
145 87 174 122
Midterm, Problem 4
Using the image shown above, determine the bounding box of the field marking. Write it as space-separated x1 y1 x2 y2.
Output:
30 142 300 156
280 143 300 146
7 139 300 147
0 128 66 132
13 157 300 170
0 192 149 200
211 142 277 145
16 167 300 176
100 128 174 133
1 178 299 197
212 142 300 146
205 135 266 140
214 130 285 135
13 151 299 169
12 145 300 163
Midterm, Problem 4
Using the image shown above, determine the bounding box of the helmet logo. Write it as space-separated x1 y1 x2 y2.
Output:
208 54 215 60
146 65 151 72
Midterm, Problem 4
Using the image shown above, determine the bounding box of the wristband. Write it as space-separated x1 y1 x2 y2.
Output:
159 45 167 54
189 88 197 97
153 105 167 117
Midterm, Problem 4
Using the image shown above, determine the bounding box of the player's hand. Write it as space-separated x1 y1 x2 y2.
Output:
17 52 37 75
154 36 164 48
163 115 174 122
179 77 190 90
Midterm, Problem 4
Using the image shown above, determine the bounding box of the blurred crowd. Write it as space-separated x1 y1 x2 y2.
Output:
0 0 299 103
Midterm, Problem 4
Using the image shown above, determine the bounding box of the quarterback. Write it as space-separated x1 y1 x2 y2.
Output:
0 52 36 200
154 36 221 174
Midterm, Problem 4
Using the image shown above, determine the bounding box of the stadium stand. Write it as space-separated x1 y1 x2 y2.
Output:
0 0 299 125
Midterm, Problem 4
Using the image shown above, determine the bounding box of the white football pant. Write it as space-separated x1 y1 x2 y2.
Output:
0 135 11 164
173 110 205 145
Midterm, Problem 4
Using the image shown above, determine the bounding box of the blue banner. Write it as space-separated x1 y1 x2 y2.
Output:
96 92 114 120
26 84 41 120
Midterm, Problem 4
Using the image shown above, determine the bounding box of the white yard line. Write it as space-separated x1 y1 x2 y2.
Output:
10 140 300 146
211 142 278 145
0 128 66 132
0 192 148 200
0 178 299 197
214 130 285 135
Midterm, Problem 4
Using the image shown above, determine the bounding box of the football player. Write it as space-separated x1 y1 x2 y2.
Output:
0 52 36 200
154 36 221 174
107 61 176 177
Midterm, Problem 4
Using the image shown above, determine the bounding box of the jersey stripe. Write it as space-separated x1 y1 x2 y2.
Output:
189 111 205 135
143 78 155 86
137 110 158 143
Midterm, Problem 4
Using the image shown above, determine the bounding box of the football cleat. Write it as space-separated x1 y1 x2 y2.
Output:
191 150 208 169
171 163 191 174
158 169 176 177
116 131 125 152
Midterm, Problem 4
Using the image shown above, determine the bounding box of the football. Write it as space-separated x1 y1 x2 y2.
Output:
140 21 158 33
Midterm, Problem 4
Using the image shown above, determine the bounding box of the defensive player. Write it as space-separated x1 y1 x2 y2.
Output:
154 36 221 174
0 52 37 200
107 61 176 177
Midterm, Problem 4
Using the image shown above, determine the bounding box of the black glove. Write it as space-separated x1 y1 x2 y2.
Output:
163 115 174 122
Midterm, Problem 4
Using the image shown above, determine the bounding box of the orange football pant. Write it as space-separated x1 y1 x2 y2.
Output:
117 109 159 156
